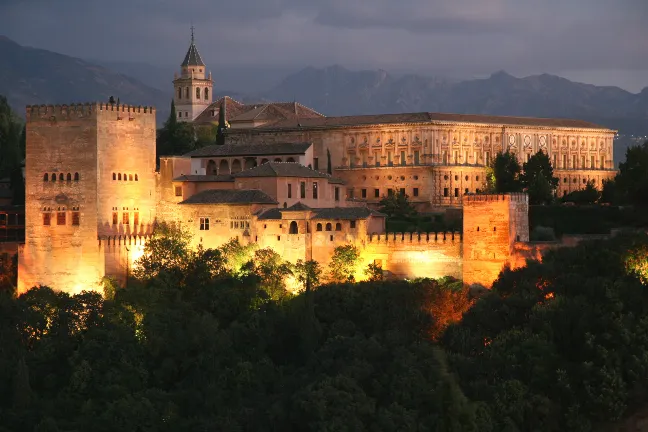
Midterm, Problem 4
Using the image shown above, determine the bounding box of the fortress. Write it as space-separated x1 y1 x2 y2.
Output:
16 35 617 294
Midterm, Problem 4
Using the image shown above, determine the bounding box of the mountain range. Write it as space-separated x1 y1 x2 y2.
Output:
1 35 646 164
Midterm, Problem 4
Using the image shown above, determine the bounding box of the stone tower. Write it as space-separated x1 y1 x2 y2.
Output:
462 193 529 287
18 103 158 294
173 28 213 122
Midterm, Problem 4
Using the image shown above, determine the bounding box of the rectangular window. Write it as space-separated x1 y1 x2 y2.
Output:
400 151 406 166
600 156 605 169
413 188 419 197
200 217 210 231
350 220 356 228
375 153 381 167
374 188 380 198
581 156 585 168
335 187 339 201
464 151 469 164
443 188 449 197
552 154 557 168
175 186 182 197
57 212 66 225
133 212 139 226
442 151 448 164
348 188 355 199
72 212 80 226
591 155 595 168
387 151 393 166
362 153 367 167
313 158 319 170
473 151 478 165
388 188 393 196
400 188 405 196
454 188 459 197
485 151 490 166
112 212 118 225
572 154 577 168
453 151 458 164
361 188 367 198
563 154 567 168
414 150 420 165
288 183 292 199
313 182 318 199
43 213 51 226
300 182 306 199
122 212 129 225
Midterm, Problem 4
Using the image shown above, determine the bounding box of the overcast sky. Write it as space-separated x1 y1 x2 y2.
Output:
1 0 647 92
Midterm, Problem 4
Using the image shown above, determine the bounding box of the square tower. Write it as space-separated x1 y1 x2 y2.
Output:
18 103 157 294
462 193 529 287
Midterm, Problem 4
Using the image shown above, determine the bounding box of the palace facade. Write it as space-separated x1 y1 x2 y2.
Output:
16 35 617 295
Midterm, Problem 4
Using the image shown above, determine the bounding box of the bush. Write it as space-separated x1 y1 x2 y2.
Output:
530 226 556 241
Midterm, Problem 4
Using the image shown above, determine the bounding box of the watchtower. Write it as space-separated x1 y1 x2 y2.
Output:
173 27 213 121
462 193 529 287
18 103 157 294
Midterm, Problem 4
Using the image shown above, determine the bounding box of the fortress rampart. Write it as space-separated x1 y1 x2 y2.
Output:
26 103 156 122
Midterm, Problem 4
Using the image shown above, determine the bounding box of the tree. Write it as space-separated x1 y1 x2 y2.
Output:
215 101 227 146
294 259 322 293
327 245 361 283
491 151 522 193
521 151 558 204
218 238 257 276
251 248 293 300
156 100 196 158
616 141 648 207
563 180 600 204
0 96 22 178
326 148 332 175
378 192 417 219
600 178 618 204
364 262 383 282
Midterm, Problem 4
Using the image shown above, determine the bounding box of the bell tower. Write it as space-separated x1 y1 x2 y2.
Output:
173 27 213 122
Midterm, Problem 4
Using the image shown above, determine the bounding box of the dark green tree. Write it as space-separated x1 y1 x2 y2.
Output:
491 151 522 193
215 101 227 146
294 259 322 293
616 141 648 207
521 151 558 204
156 100 196 158
379 192 417 219
563 180 600 204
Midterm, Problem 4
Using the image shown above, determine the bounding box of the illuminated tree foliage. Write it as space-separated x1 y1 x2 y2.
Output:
364 262 383 282
294 259 322 293
327 244 361 283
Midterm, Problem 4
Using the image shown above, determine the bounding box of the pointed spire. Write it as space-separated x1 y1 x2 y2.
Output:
181 26 205 67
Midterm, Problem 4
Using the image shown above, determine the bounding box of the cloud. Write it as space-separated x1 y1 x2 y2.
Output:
0 0 646 91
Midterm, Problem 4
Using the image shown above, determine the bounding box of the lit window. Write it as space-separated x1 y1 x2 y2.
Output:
200 217 210 230
122 212 129 225
133 212 139 225
118 173 122 180
129 174 133 181
175 186 182 197
113 173 116 180
112 212 118 225
57 212 66 225
135 174 138 181
72 212 80 226
43 213 51 226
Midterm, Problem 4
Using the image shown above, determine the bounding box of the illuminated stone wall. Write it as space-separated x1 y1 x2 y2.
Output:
19 103 156 294
462 193 529 287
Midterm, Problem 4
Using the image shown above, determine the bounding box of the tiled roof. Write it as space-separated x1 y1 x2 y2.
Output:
193 98 324 126
254 112 609 130
181 41 205 67
284 202 311 211
311 207 386 220
256 206 385 221
173 174 234 182
184 142 312 158
179 189 277 205
232 162 331 179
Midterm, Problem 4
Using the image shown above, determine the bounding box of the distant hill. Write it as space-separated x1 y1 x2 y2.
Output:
0 36 171 123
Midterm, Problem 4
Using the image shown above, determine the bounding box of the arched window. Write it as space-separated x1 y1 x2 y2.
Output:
74 172 79 181
43 173 48 182
325 223 332 231
274 158 282 162
66 173 71 181
134 174 138 181
231 159 242 173
185 87 189 98
316 223 322 231
51 173 56 182
196 87 201 99
335 223 342 231
129 174 133 181
118 173 122 180
204 88 209 100
244 158 256 170
123 173 127 181
260 158 269 164
219 159 229 174
113 173 116 180
59 173 64 181
207 160 217 175
286 157 296 162
289 221 298 234
177 87 181 99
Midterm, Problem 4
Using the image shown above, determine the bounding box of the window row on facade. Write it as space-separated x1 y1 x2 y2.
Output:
111 211 140 225
286 181 339 201
204 157 297 175
112 173 139 181
43 172 79 182
42 207 80 226
177 86 209 101
348 188 420 199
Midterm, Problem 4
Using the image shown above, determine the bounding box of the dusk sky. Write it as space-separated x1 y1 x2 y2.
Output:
1 0 647 92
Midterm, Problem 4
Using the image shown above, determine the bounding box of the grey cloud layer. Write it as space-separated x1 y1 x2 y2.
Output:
0 0 646 91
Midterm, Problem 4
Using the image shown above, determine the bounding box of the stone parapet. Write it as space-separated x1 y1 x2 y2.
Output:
26 103 156 122
463 193 528 203
367 231 461 243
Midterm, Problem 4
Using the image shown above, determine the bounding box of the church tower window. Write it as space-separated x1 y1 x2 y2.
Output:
196 88 201 99
177 87 182 99
185 87 189 98
204 88 209 100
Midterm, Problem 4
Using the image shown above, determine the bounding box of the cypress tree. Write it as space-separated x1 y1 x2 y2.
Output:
216 100 227 146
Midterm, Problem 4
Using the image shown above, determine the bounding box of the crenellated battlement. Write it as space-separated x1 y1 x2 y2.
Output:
26 103 156 122
367 231 462 244
463 193 528 203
